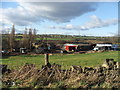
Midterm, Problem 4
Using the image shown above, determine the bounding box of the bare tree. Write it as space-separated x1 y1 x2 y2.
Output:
2 28 10 50
109 36 118 44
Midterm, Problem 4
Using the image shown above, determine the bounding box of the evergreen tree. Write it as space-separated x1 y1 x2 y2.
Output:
22 27 28 48
9 24 15 51
28 28 33 51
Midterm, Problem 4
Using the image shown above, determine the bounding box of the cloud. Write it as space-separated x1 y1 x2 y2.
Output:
0 25 10 34
2 0 120 2
0 24 22 34
0 6 41 26
1 2 98 26
49 15 118 30
82 15 118 30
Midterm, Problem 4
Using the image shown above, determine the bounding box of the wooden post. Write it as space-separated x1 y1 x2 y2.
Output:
45 53 49 65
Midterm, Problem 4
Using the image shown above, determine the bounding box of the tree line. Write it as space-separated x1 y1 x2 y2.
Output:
2 25 36 52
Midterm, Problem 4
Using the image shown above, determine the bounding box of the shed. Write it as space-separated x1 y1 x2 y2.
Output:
64 44 77 52
112 44 119 50
20 48 27 54
93 44 112 51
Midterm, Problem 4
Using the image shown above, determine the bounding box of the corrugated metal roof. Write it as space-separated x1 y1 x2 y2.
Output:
64 44 77 46
96 44 112 47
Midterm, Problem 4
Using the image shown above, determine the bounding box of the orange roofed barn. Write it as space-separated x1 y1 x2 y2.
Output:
64 44 78 52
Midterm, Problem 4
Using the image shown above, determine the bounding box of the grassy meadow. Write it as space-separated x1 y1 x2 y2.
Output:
1 51 119 70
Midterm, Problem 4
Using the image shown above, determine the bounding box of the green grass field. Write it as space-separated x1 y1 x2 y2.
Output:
15 37 74 41
1 51 119 70
15 36 100 41
36 37 74 41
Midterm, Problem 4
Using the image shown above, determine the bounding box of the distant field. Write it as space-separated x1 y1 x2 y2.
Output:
36 37 74 41
15 37 74 41
15 36 101 41
1 51 119 69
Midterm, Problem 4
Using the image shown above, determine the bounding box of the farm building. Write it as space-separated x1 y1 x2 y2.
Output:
93 44 112 51
112 44 119 51
62 43 94 53
77 45 94 51
73 42 94 51
20 48 27 54
63 44 78 52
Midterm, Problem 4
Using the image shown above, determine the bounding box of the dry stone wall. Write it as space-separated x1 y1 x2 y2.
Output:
1 59 120 88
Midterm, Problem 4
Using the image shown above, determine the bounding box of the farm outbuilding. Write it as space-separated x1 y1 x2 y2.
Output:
20 48 27 54
112 44 119 51
64 44 78 52
77 45 94 51
93 44 112 51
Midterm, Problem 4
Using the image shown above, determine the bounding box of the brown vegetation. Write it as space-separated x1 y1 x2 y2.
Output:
1 59 120 88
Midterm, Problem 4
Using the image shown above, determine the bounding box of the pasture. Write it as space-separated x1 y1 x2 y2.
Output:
1 51 119 70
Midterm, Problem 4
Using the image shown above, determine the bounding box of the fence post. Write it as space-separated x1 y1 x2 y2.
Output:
45 53 49 65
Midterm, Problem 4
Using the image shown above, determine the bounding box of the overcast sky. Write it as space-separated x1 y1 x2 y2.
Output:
0 0 119 36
